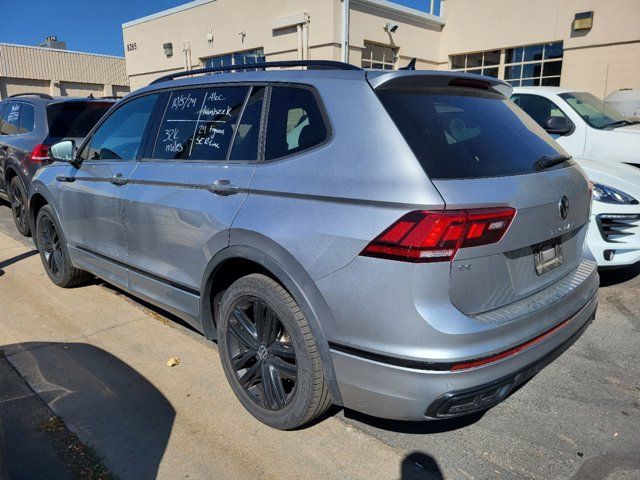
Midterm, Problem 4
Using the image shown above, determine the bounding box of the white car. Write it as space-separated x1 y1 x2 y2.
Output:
512 87 640 268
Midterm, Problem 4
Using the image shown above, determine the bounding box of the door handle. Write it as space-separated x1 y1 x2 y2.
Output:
110 173 128 186
209 179 241 196
55 175 76 183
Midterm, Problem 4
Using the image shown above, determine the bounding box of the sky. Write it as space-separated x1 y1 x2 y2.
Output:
0 0 438 57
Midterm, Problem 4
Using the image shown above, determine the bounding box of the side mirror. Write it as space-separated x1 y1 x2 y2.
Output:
543 116 574 135
50 140 77 163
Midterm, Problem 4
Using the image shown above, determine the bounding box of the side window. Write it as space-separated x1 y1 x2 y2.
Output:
0 102 21 135
153 86 249 161
18 103 35 134
265 87 328 161
511 94 568 128
229 87 264 161
88 94 158 161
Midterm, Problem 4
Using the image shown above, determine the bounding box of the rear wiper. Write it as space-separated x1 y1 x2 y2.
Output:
536 153 572 170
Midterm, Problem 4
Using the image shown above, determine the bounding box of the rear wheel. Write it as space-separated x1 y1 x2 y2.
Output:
217 274 331 430
36 205 92 288
9 176 30 237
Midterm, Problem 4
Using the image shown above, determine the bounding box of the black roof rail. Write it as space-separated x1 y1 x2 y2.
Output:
7 92 53 100
150 60 361 85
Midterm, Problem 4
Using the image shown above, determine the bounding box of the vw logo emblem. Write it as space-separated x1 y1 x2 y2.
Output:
559 195 569 220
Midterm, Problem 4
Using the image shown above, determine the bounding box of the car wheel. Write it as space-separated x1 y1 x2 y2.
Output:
9 176 31 237
36 205 92 288
217 273 332 430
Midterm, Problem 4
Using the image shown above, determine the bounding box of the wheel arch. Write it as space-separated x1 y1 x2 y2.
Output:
200 230 343 405
27 183 60 248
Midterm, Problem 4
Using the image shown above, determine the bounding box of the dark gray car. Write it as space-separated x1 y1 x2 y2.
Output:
29 61 598 430
0 93 114 235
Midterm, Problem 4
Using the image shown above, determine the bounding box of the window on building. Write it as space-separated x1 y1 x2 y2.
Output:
504 42 563 86
450 42 563 85
265 87 328 161
361 42 397 70
203 48 265 71
450 50 500 78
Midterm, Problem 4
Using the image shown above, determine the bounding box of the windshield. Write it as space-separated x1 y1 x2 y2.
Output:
559 92 627 129
376 87 567 179
47 102 113 138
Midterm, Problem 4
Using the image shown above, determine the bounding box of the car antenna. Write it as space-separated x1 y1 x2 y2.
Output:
400 58 416 70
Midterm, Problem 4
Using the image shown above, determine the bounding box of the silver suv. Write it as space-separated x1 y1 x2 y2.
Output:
29 61 598 430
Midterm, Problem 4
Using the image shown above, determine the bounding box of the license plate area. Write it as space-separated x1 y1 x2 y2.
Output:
534 240 563 275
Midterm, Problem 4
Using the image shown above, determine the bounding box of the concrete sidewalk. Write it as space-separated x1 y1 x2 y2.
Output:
0 232 407 479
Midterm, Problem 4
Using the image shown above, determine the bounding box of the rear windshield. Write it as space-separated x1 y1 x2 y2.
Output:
376 87 566 179
47 102 113 138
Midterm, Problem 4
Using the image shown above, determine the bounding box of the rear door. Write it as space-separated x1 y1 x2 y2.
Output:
376 82 591 315
123 85 263 320
60 93 160 287
0 102 21 192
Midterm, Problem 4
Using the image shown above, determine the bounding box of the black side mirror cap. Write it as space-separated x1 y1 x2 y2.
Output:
543 116 574 135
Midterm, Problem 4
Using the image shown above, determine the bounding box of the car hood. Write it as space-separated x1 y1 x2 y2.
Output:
585 124 640 165
576 157 640 196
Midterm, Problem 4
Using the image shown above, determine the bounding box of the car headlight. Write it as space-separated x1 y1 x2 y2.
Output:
592 183 638 204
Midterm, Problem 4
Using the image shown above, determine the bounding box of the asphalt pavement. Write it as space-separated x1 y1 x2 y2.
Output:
0 200 638 480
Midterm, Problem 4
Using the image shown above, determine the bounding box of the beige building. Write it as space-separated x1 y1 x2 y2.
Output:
122 0 640 98
0 42 130 99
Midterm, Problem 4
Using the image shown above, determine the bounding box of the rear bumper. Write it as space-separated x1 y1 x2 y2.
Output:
330 293 597 421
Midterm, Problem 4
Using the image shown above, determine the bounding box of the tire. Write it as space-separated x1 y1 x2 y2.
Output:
217 273 332 430
9 176 31 237
35 205 92 288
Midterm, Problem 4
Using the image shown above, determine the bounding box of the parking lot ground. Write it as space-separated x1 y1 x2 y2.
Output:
0 202 638 480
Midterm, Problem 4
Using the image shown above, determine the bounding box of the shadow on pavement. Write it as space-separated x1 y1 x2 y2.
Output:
401 452 444 479
599 263 640 287
0 250 38 277
1 342 175 480
342 408 484 434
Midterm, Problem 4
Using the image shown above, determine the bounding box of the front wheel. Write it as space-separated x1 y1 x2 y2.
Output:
36 205 92 288
217 274 332 430
9 176 30 237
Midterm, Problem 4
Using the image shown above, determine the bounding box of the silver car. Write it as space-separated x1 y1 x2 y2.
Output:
29 61 598 430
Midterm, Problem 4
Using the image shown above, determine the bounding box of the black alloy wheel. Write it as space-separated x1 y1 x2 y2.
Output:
226 297 298 410
38 214 63 280
9 177 30 236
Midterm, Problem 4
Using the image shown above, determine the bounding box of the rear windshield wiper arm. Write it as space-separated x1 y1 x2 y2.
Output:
536 153 572 170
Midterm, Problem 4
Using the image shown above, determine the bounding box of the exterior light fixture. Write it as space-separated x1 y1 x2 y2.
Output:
573 11 594 31
384 22 399 33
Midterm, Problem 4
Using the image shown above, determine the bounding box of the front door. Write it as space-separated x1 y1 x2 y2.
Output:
123 85 264 322
60 93 160 287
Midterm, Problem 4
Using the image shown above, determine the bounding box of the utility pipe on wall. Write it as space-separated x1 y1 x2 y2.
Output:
341 0 350 63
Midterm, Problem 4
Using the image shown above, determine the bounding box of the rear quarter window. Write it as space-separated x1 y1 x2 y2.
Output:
377 87 566 179
265 86 328 161
47 102 113 138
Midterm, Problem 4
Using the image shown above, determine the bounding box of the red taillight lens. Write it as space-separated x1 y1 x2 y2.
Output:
361 208 516 263
30 144 50 162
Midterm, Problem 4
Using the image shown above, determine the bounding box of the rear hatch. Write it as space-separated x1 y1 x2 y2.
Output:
46 100 114 144
372 73 591 315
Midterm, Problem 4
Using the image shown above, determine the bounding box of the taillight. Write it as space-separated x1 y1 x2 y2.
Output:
360 208 516 263
30 144 50 162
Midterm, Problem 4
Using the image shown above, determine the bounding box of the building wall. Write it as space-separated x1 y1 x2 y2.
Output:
122 0 443 90
0 43 130 99
439 0 640 95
